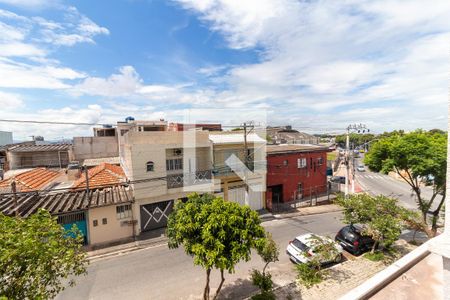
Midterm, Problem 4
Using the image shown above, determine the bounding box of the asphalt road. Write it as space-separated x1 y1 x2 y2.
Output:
57 211 345 300
354 158 442 212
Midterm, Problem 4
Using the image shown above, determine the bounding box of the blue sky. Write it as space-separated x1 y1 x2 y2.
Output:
0 0 449 140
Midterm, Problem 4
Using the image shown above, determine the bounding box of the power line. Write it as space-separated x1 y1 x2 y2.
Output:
0 119 110 126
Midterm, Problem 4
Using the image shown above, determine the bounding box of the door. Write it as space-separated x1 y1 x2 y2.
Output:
57 212 88 245
228 186 263 210
140 200 174 232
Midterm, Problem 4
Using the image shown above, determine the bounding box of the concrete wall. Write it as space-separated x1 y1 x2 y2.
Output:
0 131 13 146
88 205 134 245
72 136 118 162
7 150 70 169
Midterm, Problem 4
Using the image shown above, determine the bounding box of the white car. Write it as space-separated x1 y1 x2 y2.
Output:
286 233 343 265
357 165 365 172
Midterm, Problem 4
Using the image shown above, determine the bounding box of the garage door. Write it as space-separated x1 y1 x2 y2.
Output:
228 186 263 210
140 200 173 232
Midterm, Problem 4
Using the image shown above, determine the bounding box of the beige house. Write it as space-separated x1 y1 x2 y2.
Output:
119 124 213 235
209 132 266 211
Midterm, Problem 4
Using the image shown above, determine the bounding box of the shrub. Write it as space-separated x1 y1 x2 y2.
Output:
363 251 385 262
296 263 323 288
251 269 273 292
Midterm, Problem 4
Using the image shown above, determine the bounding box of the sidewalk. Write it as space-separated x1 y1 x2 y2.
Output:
272 203 343 219
87 235 168 261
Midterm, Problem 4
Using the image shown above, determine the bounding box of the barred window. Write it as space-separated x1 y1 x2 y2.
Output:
146 161 154 172
166 158 183 171
297 158 307 168
116 204 132 220
318 157 324 166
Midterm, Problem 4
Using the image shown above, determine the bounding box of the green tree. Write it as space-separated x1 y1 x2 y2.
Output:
335 194 411 252
251 233 279 297
296 235 341 288
0 209 88 299
167 193 266 300
364 130 447 237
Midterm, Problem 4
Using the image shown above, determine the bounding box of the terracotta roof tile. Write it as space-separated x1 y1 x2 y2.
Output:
72 163 126 189
0 168 60 192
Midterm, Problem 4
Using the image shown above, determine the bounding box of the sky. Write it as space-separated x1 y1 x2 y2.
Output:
0 0 449 140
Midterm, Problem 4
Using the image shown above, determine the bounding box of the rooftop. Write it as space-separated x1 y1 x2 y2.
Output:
0 185 132 217
266 143 329 154
8 143 71 153
83 156 120 167
209 133 266 144
0 168 61 193
72 163 126 189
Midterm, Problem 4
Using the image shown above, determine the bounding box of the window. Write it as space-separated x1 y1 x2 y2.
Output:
93 220 98 227
283 160 288 166
297 183 303 193
116 204 132 219
146 161 154 172
297 158 307 168
318 157 323 166
310 158 313 169
166 158 183 171
120 129 129 136
102 218 107 225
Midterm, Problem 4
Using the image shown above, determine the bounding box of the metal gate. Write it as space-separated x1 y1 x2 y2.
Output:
140 200 174 232
57 212 88 245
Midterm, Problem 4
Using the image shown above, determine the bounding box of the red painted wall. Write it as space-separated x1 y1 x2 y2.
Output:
267 150 328 205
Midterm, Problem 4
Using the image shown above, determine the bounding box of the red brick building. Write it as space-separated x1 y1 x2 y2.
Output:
266 144 329 211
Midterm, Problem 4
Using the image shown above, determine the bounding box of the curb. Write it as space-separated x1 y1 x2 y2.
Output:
88 237 168 261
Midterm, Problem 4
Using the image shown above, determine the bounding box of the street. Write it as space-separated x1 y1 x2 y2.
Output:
57 212 345 300
354 156 442 212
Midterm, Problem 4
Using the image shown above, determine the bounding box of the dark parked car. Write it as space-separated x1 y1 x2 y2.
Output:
335 225 376 255
330 176 346 184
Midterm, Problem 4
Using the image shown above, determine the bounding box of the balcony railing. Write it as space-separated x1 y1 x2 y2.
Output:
166 170 212 189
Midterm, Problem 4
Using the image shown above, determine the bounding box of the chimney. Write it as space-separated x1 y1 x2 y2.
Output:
67 162 81 180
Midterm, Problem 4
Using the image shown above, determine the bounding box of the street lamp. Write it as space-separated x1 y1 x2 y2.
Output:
345 123 369 197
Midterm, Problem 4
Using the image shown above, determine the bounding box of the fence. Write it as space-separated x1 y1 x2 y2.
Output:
270 182 341 213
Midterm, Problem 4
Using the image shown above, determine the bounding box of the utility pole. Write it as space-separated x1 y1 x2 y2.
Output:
345 128 350 197
242 121 255 206
345 123 369 197
11 179 18 217
84 166 90 203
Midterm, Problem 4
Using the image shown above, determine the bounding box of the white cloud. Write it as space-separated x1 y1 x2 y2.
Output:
0 6 107 89
0 90 24 109
0 58 85 88
0 0 59 9
176 0 450 131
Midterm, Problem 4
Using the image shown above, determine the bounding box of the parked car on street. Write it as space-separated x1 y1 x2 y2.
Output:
335 225 376 255
357 165 365 172
330 176 346 184
286 233 343 265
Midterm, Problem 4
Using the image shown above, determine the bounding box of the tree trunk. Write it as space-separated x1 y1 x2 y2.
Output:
371 241 378 254
213 269 225 300
204 269 211 300
262 262 270 276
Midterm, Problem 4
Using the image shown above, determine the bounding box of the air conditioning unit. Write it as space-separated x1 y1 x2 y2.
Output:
173 148 183 156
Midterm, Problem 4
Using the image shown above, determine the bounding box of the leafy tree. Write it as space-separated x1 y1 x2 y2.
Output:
251 233 279 296
167 193 266 300
335 133 375 149
296 235 341 288
335 194 411 252
0 209 88 299
364 130 447 237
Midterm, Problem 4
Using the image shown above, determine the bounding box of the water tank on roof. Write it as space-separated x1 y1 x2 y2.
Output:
125 116 135 123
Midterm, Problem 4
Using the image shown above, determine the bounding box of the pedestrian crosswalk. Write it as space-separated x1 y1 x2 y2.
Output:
356 174 394 180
